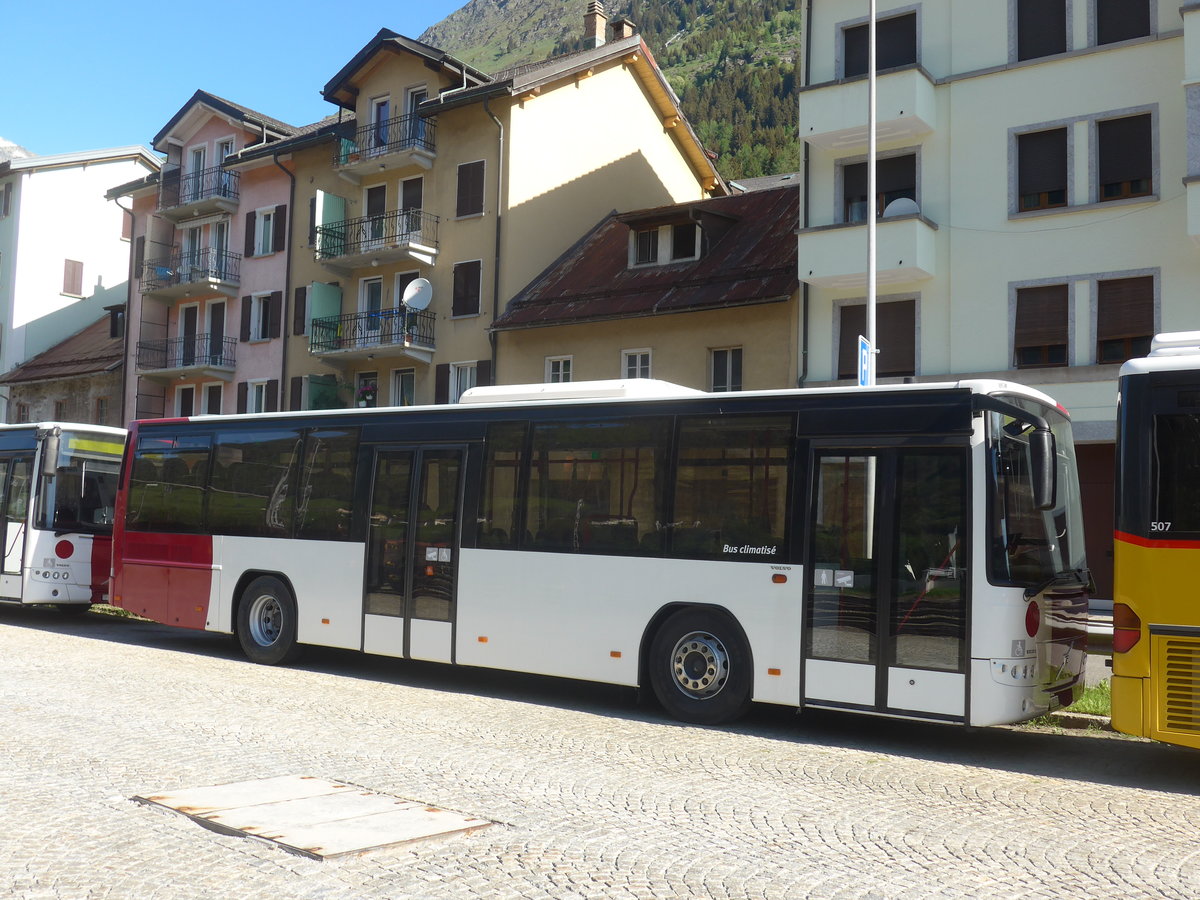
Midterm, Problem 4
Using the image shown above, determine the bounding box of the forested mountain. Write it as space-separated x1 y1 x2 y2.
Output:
420 0 802 180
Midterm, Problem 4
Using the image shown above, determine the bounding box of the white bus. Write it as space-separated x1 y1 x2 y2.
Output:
0 423 125 612
111 379 1087 726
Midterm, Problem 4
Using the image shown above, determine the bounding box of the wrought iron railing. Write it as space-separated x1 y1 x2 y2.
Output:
157 165 239 210
333 113 436 166
310 307 436 354
136 333 237 371
314 209 438 260
142 248 241 293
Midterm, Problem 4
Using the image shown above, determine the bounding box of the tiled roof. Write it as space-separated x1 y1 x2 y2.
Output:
0 315 122 385
493 185 799 330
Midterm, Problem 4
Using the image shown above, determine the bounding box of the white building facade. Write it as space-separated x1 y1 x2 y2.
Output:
0 148 160 419
798 0 1199 598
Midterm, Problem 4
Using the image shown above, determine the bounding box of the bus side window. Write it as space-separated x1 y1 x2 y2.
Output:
479 422 526 549
296 428 359 541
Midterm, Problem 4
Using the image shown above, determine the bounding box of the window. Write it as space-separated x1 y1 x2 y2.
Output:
53 401 66 421
623 350 651 379
1098 114 1152 202
635 228 659 265
1097 275 1153 363
125 434 211 533
479 422 526 549
1014 284 1069 368
370 96 390 150
452 363 477 402
456 160 485 217
257 209 275 256
241 292 280 342
1016 0 1067 61
843 154 916 222
207 427 300 538
711 347 743 392
357 371 378 408
252 294 271 341
546 356 572 383
296 427 359 540
838 300 916 379
1017 128 1068 212
94 397 109 425
452 260 482 317
249 381 269 414
204 384 223 415
843 12 917 77
525 418 669 555
671 415 792 560
671 223 698 260
391 368 415 406
1097 0 1151 45
108 307 125 339
177 386 195 418
14 403 28 424
247 205 286 257
1 182 11 217
63 259 84 296
1151 413 1200 534
237 379 279 414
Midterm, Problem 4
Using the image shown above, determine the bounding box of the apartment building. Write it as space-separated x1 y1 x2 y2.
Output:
797 0 1197 597
109 92 298 419
252 11 723 411
0 147 158 421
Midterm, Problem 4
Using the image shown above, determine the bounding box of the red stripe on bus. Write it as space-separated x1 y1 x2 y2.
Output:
1114 530 1200 550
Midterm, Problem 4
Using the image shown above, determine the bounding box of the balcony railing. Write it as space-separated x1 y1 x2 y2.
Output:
310 307 436 354
136 333 237 371
157 165 239 211
142 248 241 293
315 209 438 261
334 113 436 166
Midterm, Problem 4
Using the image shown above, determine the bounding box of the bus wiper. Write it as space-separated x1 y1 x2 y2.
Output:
1024 568 1088 599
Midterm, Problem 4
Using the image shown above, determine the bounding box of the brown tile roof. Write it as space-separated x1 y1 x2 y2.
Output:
493 186 799 330
0 315 122 385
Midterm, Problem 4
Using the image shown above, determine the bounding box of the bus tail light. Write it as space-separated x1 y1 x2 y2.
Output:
1025 600 1040 637
1112 603 1142 653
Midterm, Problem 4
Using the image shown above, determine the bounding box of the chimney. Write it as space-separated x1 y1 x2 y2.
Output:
610 17 636 40
584 0 607 49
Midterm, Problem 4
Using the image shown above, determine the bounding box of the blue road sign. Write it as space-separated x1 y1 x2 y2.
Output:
858 335 872 387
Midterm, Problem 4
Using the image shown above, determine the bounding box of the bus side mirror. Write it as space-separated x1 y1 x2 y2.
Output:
40 428 60 481
1030 428 1057 511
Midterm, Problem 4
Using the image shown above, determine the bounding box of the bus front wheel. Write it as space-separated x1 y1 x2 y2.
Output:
237 576 301 666
649 608 752 725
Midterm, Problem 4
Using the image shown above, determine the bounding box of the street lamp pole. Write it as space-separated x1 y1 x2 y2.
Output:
866 0 878 386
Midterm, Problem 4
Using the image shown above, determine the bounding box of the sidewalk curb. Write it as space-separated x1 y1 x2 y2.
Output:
1048 711 1111 730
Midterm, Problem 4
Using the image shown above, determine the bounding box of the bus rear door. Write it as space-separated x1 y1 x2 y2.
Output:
0 454 32 600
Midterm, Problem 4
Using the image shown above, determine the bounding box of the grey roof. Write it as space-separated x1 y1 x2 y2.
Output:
152 90 298 149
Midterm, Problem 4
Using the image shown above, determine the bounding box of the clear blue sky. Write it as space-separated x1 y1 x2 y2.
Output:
3 0 468 156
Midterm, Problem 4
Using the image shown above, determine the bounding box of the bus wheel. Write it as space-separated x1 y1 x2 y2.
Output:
237 576 301 666
649 608 752 725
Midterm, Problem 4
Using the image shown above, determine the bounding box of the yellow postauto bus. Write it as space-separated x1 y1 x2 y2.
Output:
1113 332 1200 748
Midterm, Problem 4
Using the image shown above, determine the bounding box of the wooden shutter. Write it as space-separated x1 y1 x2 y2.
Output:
1014 284 1068 350
308 196 317 246
289 375 304 411
452 260 481 316
244 211 256 256
240 296 252 342
273 204 287 253
1017 0 1067 61
63 259 83 296
476 358 493 388
268 290 283 339
1098 0 1151 45
293 286 308 335
134 236 145 280
435 363 450 404
265 379 279 413
1098 115 1151 187
1097 276 1153 341
838 300 915 379
236 381 248 414
1018 129 1068 197
456 161 484 217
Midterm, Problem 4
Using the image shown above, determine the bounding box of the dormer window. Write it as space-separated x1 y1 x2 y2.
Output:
630 222 701 267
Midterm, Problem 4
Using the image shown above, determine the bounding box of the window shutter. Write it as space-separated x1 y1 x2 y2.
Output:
240 296 252 342
456 161 484 217
293 286 308 335
435 364 450 404
1 182 10 217
236 381 248 414
134 236 145 280
121 210 132 241
268 290 283 339
1014 284 1069 350
63 259 83 296
452 260 481 316
1097 276 1153 341
1098 115 1151 187
244 211 256 257
1017 0 1067 61
308 196 317 246
476 358 493 387
289 375 303 411
838 300 915 378
838 305 866 380
273 204 287 253
266 379 279 413
1097 0 1151 45
1018 129 1068 197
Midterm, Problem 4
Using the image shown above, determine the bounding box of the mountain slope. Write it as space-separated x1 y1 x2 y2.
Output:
420 0 801 180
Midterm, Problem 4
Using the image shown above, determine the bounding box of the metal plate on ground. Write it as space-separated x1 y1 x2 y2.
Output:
134 775 492 858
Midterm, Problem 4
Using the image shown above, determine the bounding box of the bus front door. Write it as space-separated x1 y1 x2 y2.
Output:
804 448 968 721
363 446 464 663
0 454 32 600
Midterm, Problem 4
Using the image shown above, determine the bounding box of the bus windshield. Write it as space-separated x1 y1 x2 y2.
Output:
36 430 123 533
987 402 1086 589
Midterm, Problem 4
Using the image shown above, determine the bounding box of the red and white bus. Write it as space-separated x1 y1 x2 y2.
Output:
111 379 1087 725
0 423 125 612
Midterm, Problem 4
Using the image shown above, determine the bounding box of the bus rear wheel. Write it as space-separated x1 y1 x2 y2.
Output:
237 576 301 666
649 608 752 725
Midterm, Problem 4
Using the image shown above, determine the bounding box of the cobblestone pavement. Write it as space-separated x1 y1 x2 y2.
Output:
1 606 1198 900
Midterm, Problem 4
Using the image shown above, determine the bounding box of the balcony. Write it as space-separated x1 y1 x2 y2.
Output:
800 66 936 151
136 333 237 381
333 114 436 179
315 209 439 270
799 214 938 290
310 307 436 364
142 249 241 300
156 165 239 222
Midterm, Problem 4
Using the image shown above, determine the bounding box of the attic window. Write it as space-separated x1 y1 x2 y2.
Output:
630 222 701 267
635 228 658 265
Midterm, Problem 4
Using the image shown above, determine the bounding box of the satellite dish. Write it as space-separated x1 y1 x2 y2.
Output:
882 197 920 218
402 277 433 311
